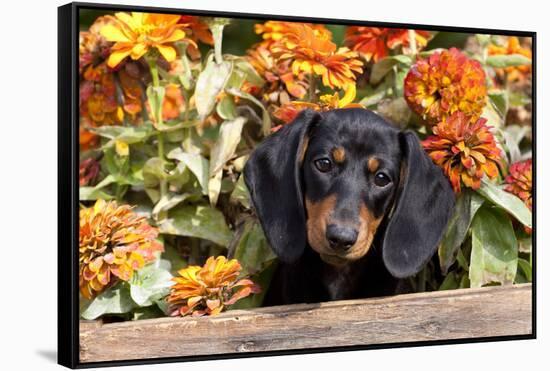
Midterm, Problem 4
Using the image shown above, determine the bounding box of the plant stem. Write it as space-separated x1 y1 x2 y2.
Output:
157 132 167 197
212 24 225 64
148 58 160 87
309 75 317 102
147 55 167 198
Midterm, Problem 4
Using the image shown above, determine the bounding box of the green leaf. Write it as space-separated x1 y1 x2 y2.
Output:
501 125 530 164
370 55 412 85
469 205 518 288
438 190 484 274
158 204 233 247
226 55 266 87
226 88 271 136
129 263 173 307
152 193 194 221
208 170 223 208
477 178 532 228
230 174 250 208
233 220 276 275
517 258 532 282
216 94 237 120
439 272 459 291
167 148 210 195
208 117 247 205
91 124 154 144
195 57 232 119
142 157 165 188
79 175 116 200
481 99 503 128
486 54 531 68
162 244 188 275
81 283 136 320
488 90 509 119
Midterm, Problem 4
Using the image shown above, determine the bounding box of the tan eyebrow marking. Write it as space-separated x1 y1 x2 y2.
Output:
367 157 380 173
332 147 346 163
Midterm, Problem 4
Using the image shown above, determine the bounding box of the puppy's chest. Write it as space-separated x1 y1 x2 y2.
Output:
321 264 361 301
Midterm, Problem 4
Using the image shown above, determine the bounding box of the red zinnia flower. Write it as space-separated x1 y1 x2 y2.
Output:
422 112 503 193
345 27 431 62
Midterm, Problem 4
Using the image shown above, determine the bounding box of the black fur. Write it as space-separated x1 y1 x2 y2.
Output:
244 108 455 305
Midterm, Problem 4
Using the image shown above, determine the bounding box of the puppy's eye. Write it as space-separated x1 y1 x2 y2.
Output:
314 158 333 173
374 172 391 187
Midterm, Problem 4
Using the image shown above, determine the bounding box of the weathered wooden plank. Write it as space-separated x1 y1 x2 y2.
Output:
80 284 532 363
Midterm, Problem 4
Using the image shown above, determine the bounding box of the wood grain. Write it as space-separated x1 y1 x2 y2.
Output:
79 284 532 363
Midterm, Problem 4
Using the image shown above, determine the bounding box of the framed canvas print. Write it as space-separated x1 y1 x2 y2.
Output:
58 2 536 368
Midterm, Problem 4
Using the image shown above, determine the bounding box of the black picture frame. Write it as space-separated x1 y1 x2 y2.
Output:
58 2 536 368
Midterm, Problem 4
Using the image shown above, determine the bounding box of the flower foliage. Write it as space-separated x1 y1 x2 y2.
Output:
505 159 532 210
404 47 487 124
422 112 503 193
345 27 431 62
79 199 164 299
167 256 260 316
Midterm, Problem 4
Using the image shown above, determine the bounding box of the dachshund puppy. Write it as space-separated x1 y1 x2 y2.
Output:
244 108 455 305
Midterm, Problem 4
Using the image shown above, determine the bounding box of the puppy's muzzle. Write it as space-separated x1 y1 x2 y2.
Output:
326 224 358 252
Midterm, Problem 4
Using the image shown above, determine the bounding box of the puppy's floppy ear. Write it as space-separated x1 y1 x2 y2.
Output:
244 109 321 263
382 131 455 278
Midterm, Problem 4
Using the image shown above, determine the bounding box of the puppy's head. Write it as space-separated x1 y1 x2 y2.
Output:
244 108 455 278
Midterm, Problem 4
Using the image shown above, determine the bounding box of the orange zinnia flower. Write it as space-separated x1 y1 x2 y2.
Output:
254 21 325 47
179 15 213 45
79 199 163 299
257 21 363 90
167 256 260 317
488 36 532 82
422 112 503 193
273 84 362 127
178 15 213 59
100 12 190 68
404 48 487 125
345 27 431 62
247 44 308 103
505 159 532 210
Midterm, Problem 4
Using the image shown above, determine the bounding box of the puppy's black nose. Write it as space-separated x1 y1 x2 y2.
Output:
326 224 358 251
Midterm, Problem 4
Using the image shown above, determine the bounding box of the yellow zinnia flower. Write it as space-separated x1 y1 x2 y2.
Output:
100 12 189 68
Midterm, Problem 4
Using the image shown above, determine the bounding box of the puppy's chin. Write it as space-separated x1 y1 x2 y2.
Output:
319 253 350 267
317 245 372 267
